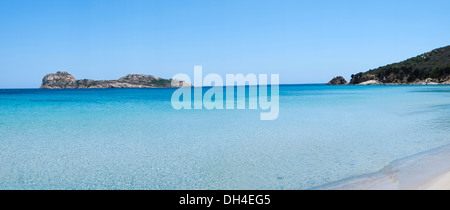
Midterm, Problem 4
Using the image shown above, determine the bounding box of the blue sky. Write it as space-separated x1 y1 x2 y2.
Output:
0 0 449 88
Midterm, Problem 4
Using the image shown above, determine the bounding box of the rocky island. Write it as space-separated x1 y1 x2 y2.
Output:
326 76 348 85
40 72 192 89
328 45 450 85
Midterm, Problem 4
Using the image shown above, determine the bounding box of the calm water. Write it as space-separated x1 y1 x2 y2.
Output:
0 85 450 189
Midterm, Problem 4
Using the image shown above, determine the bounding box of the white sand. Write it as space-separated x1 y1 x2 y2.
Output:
318 144 450 190
420 172 450 190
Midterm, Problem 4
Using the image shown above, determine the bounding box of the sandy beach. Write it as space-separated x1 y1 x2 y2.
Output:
318 144 450 190
420 172 450 190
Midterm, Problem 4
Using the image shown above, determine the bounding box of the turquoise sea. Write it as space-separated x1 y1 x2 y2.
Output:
1 85 450 190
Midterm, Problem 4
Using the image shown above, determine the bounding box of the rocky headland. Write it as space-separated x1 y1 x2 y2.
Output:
327 45 450 85
40 71 192 89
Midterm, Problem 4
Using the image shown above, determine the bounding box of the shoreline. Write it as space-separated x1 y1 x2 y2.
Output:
2 83 450 90
316 144 450 190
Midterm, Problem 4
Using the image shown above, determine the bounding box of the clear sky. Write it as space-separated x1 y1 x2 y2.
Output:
0 0 449 88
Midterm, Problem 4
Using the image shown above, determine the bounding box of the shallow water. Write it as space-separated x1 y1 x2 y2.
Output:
0 85 449 189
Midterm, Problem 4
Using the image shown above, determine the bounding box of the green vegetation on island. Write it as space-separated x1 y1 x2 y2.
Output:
349 45 450 85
